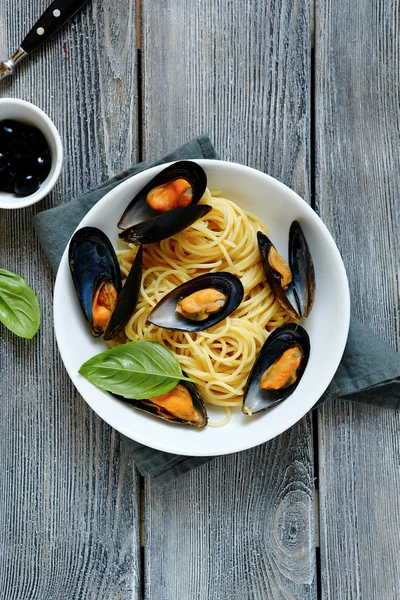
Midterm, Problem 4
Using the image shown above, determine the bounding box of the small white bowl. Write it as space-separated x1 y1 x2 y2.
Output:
0 98 63 209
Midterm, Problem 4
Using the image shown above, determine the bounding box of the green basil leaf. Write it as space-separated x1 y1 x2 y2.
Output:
79 340 190 399
0 269 40 339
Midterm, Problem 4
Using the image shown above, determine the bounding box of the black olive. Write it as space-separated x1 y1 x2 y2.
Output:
0 175 16 193
7 158 35 180
20 125 48 151
34 152 52 181
7 161 17 179
0 120 21 147
7 139 34 162
6 140 36 181
0 120 52 194
13 174 41 196
0 151 7 174
6 177 15 193
0 168 9 190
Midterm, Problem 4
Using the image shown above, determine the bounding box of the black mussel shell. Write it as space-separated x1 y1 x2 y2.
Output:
258 222 316 319
242 323 310 415
69 227 122 336
118 161 207 229
257 231 300 319
119 379 208 428
289 221 315 317
104 245 143 341
147 272 244 332
119 204 212 246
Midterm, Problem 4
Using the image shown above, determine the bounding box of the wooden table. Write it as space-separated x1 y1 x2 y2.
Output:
1 0 399 597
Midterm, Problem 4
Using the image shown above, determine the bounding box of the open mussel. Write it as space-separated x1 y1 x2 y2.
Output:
121 379 208 428
104 244 143 341
69 227 142 340
119 161 207 225
242 323 310 415
118 161 212 245
147 272 244 332
257 221 315 319
119 204 212 245
289 221 315 318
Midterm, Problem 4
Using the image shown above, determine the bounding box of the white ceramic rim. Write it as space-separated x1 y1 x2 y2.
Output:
54 160 351 456
0 98 63 209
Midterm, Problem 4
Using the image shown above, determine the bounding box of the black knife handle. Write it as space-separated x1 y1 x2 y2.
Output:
21 0 89 54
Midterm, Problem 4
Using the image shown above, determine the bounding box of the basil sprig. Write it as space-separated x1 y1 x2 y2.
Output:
79 340 190 399
0 269 40 339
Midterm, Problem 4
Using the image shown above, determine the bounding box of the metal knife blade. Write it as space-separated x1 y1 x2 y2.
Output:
0 0 89 81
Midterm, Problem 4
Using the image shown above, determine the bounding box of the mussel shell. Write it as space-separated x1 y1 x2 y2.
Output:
117 379 208 428
118 204 213 246
242 323 310 415
69 227 122 336
104 245 143 341
118 161 207 229
257 231 300 319
147 272 244 332
289 221 315 317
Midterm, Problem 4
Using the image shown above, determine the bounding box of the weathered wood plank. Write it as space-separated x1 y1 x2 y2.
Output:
316 0 400 597
145 420 315 600
141 1 316 598
142 0 310 200
0 1 141 598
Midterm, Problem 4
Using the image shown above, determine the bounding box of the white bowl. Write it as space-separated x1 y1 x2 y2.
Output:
54 160 350 456
0 98 63 209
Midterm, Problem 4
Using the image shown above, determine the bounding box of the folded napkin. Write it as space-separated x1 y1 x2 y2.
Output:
34 135 400 487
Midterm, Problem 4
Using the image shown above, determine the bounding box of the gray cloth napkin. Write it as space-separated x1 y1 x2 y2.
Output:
34 135 400 487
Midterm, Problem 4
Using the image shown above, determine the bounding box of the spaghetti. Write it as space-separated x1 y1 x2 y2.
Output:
112 189 292 424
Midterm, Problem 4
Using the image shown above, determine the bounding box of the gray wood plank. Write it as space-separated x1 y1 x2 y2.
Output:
141 1 316 598
315 0 400 597
0 1 141 598
142 0 310 200
145 420 316 600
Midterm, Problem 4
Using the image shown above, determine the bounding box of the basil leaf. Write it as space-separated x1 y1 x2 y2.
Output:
79 340 190 399
0 269 40 339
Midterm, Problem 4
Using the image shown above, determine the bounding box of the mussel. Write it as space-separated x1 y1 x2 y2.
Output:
147 272 244 332
257 221 315 319
120 379 208 428
242 323 310 415
69 226 143 340
118 161 212 245
289 221 315 318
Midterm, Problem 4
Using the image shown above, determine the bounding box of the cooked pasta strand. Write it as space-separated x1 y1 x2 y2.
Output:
115 191 292 411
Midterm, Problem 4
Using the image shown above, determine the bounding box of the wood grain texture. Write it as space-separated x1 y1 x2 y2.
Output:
315 0 400 597
141 1 316 598
145 418 315 600
142 0 311 201
0 1 141 598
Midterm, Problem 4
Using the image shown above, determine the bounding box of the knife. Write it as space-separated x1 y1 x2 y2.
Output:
0 0 89 81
